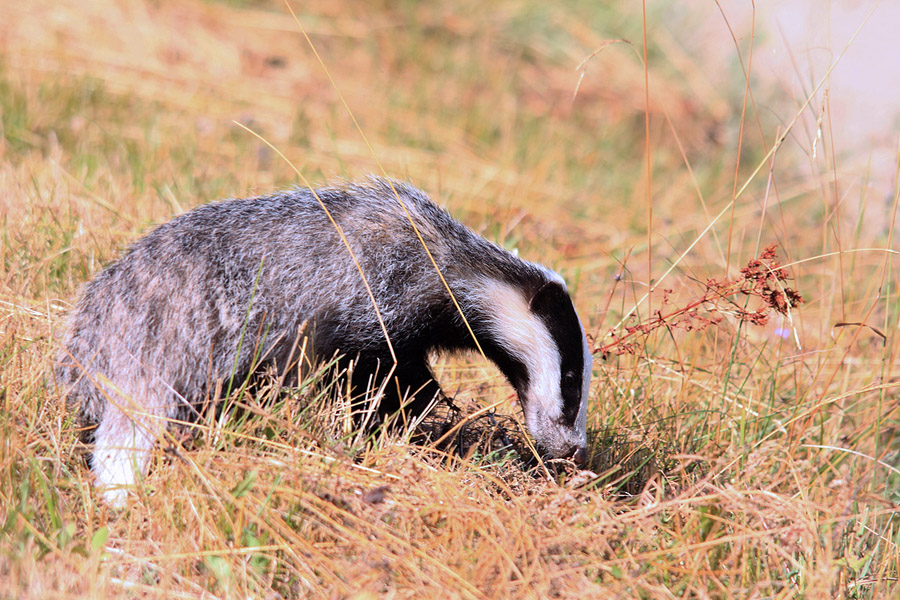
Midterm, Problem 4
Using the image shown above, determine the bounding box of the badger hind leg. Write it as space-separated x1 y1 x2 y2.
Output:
90 403 160 507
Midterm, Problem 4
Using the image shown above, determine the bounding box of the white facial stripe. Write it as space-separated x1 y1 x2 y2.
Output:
478 279 562 420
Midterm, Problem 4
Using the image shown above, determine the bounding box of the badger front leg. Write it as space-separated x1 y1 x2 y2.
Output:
383 361 444 424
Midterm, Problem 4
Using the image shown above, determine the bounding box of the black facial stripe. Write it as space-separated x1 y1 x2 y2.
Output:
483 337 530 400
529 281 585 425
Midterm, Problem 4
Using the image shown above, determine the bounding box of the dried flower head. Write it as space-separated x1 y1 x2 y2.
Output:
597 244 803 358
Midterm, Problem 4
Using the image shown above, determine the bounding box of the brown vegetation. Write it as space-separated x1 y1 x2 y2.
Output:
1 0 898 598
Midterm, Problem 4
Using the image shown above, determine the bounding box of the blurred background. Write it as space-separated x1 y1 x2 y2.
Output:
3 0 897 319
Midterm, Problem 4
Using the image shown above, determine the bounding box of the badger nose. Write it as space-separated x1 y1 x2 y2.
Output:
570 446 587 466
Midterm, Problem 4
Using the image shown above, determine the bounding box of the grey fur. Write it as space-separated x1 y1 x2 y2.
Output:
56 177 591 504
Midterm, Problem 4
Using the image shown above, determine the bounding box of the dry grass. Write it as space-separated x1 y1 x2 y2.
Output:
2 0 899 598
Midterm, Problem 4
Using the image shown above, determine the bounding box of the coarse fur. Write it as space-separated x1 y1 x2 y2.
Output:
55 177 592 505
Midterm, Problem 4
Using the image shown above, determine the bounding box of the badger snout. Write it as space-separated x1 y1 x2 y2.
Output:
555 444 587 466
570 445 587 466
539 442 587 466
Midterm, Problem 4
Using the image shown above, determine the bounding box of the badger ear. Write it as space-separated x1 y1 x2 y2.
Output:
529 280 571 315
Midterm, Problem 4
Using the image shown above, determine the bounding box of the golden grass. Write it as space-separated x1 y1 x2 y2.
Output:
2 0 899 598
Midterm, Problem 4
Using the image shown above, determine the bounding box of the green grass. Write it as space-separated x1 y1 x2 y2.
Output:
2 0 900 598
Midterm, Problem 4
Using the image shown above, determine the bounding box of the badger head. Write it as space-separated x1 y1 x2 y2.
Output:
478 276 592 464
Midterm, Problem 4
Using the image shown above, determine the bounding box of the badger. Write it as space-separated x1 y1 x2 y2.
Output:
55 177 592 505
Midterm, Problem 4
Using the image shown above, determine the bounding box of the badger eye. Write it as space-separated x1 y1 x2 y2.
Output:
563 370 577 387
